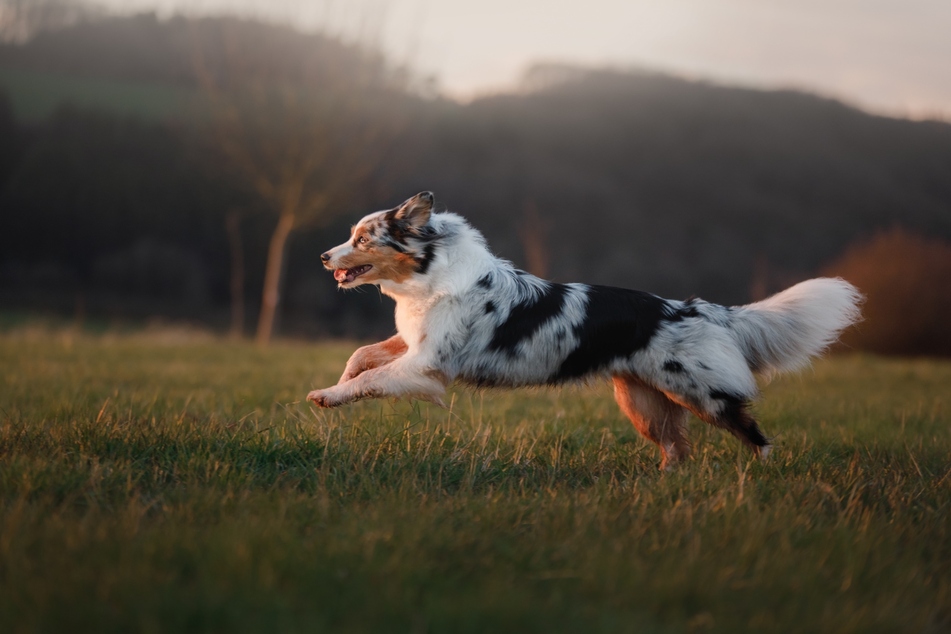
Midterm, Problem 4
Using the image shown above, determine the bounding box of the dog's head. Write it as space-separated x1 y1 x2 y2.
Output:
321 192 437 288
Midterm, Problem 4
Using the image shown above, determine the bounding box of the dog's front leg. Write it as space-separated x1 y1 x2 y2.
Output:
338 335 408 384
309 358 448 409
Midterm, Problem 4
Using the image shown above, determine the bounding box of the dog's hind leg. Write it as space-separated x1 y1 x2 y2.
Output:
613 375 690 471
688 393 772 460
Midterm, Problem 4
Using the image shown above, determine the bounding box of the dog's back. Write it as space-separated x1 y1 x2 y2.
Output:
312 192 863 470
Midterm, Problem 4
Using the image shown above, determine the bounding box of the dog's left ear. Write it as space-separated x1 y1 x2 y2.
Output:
394 191 434 227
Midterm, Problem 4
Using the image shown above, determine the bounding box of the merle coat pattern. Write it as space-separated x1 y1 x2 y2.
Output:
309 192 862 469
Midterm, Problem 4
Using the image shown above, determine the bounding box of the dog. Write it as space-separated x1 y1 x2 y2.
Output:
308 192 862 470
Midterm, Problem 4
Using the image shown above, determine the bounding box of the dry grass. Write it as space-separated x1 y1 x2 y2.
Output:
1 332 949 633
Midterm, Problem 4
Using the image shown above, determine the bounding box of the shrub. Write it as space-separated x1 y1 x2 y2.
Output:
823 228 951 356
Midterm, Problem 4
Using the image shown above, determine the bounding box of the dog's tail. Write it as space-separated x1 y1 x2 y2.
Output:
728 277 863 377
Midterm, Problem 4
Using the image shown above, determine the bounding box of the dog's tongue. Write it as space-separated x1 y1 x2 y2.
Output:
334 269 349 282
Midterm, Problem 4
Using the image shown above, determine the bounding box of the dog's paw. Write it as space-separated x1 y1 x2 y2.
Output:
307 389 340 408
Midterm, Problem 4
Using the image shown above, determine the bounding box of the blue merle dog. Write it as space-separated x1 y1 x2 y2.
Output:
309 192 862 470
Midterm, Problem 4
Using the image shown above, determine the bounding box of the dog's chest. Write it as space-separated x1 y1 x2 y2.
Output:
394 299 431 351
395 293 473 355
396 298 441 351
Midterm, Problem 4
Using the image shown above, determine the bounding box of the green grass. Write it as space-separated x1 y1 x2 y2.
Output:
1 330 949 633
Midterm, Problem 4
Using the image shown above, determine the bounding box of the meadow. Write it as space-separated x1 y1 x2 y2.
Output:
0 328 949 633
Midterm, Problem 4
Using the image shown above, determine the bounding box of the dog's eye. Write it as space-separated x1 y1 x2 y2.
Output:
356 235 368 245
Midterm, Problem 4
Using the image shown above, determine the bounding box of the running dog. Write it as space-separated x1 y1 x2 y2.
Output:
308 192 862 470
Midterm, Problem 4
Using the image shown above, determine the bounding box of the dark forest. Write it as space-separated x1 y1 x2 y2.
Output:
2 14 950 352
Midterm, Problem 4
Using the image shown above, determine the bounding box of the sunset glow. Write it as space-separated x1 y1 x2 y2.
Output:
91 0 951 119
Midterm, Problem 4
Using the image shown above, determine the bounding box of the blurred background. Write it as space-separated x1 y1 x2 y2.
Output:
0 0 949 354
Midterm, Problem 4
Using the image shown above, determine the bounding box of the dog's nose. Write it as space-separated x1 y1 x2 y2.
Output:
320 252 331 263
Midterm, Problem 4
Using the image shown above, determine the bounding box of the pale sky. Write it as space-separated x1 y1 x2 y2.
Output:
96 0 951 120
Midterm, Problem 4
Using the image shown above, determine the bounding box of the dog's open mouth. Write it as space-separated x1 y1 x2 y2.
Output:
334 264 372 284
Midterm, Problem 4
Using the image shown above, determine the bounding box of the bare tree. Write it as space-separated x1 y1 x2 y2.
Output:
190 18 403 344
518 200 550 278
224 209 244 338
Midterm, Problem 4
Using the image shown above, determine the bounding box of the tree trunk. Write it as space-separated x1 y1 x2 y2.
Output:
255 212 295 346
518 200 550 279
225 210 245 339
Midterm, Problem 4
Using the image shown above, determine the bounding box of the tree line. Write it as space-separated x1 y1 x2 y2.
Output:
1 14 950 353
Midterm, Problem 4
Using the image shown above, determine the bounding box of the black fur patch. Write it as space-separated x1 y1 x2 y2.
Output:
464 363 508 388
552 286 670 382
476 273 494 289
382 238 407 253
484 301 496 314
488 283 568 354
679 305 701 319
671 296 706 320
710 389 743 403
382 208 406 240
388 222 410 244
385 209 438 245
415 242 438 274
708 390 768 448
663 359 685 374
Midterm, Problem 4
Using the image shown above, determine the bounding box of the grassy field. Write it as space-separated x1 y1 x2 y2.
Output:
1 329 949 633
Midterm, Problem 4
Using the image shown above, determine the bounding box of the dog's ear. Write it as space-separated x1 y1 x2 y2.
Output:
393 191 434 227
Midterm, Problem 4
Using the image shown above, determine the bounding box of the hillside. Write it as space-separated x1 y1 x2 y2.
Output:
1 17 950 336
402 66 951 302
0 13 389 86
0 13 394 121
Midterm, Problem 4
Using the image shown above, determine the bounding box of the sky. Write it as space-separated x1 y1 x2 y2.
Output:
95 0 951 120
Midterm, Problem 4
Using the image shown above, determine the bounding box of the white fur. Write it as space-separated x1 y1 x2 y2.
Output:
309 198 863 467
730 278 864 376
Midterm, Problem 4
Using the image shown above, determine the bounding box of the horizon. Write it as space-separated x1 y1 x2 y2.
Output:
74 0 951 122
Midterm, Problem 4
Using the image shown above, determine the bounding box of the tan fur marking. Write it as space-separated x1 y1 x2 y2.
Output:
613 375 691 471
334 246 417 285
338 335 408 384
380 335 409 357
353 227 370 243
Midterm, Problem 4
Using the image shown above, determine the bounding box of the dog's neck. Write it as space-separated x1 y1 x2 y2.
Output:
378 213 499 305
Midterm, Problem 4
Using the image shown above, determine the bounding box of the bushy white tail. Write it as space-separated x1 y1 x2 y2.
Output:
729 278 863 377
